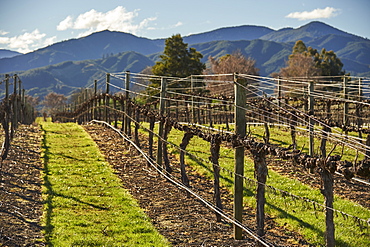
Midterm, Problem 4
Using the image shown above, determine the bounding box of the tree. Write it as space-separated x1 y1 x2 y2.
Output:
24 95 40 108
274 40 346 96
208 50 259 76
152 34 205 87
277 40 345 78
278 53 321 78
314 48 345 77
207 51 259 96
42 92 67 114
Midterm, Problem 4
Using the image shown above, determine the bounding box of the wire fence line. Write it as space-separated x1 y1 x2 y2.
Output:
0 74 36 166
53 72 370 246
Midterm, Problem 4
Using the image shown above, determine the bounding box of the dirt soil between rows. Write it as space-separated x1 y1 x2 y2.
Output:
84 124 313 246
0 124 44 246
1 123 369 246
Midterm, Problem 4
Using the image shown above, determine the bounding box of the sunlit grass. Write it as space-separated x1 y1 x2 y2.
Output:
138 121 370 246
39 119 169 246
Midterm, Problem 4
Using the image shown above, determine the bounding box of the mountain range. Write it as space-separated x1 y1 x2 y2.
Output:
0 21 369 99
0 49 22 59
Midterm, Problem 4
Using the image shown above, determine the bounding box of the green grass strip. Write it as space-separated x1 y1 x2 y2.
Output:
136 121 369 246
163 127 370 247
39 120 169 247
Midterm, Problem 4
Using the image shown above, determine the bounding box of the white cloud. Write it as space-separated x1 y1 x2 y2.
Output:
286 7 340 20
173 21 183 27
57 16 73 31
0 29 56 53
56 6 156 36
0 30 9 35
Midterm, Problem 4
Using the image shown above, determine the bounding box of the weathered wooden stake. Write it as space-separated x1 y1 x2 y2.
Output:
277 76 282 125
234 73 246 240
105 73 110 123
252 148 268 240
290 110 297 149
13 74 18 130
320 167 335 247
124 71 131 136
365 134 370 159
308 80 315 156
148 116 155 162
134 108 141 149
162 119 173 173
93 80 97 119
320 101 332 157
156 77 167 167
356 78 363 139
343 76 348 127
179 132 193 188
210 134 223 222
113 98 118 128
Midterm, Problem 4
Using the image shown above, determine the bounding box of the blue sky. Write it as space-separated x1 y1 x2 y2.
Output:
0 0 369 53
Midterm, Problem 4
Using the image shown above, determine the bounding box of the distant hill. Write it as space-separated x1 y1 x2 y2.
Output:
0 30 162 73
1 21 369 76
191 39 292 75
183 25 274 44
11 51 154 98
1 20 369 99
0 49 22 59
259 21 354 43
0 39 291 99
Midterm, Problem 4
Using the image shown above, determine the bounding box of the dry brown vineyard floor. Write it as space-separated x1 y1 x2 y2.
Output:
0 124 44 246
1 123 369 246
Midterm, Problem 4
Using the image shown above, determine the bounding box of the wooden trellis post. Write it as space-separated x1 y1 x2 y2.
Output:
210 134 222 222
148 116 155 162
343 76 349 127
124 71 131 136
252 147 268 241
233 73 246 240
162 119 173 173
320 101 332 157
156 77 167 167
179 132 193 188
105 73 110 123
93 79 97 120
277 76 282 125
113 98 118 128
13 74 18 131
308 80 315 156
2 74 10 160
356 78 363 139
320 165 335 247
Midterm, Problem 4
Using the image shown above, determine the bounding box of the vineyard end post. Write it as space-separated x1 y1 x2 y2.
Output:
124 71 130 135
105 73 110 123
156 77 167 167
233 73 246 240
308 80 315 156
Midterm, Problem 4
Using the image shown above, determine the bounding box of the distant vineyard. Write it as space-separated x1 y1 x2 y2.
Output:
53 72 370 246
0 74 35 162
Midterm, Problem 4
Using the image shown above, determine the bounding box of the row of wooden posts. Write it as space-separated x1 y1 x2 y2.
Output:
1 74 35 161
54 72 369 247
54 72 259 241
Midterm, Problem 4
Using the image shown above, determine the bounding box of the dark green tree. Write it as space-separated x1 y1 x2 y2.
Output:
278 40 346 78
291 40 307 56
152 34 205 87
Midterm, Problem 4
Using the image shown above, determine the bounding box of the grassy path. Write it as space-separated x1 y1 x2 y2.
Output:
39 120 169 246
166 127 370 246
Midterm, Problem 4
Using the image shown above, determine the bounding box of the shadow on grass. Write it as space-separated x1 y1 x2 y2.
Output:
40 124 108 247
40 124 54 247
183 149 352 246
